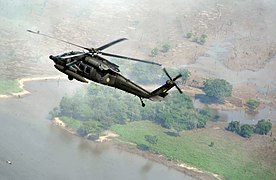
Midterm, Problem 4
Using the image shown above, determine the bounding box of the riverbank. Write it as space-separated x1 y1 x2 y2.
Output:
0 76 65 99
53 115 276 180
111 121 276 180
111 140 219 180
52 117 220 180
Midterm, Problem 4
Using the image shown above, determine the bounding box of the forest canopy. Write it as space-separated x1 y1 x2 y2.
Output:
50 83 212 137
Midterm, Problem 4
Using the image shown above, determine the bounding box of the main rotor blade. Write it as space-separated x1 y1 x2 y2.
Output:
59 52 86 59
27 30 90 51
101 52 162 66
96 38 128 51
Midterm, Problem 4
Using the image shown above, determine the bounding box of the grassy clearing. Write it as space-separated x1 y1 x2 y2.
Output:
111 121 276 180
0 79 21 94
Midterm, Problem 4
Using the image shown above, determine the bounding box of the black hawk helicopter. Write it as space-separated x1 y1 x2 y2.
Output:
27 30 183 107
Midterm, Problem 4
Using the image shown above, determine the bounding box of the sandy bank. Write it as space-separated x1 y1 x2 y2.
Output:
52 117 77 135
96 130 119 142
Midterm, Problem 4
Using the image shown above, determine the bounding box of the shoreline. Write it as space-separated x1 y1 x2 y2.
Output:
52 117 220 180
0 76 66 99
111 139 221 180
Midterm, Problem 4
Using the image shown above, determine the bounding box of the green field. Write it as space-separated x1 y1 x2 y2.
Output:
111 121 275 180
0 79 21 94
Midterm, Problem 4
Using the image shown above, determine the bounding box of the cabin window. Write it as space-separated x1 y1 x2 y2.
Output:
85 66 91 74
79 63 85 71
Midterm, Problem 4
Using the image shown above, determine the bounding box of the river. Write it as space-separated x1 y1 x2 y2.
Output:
0 80 192 180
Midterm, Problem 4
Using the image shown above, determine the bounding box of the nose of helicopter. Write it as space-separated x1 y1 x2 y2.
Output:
49 55 54 60
49 55 58 63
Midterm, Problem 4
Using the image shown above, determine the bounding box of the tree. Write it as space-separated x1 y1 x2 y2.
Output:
48 107 59 119
57 80 212 137
239 124 253 138
226 121 240 133
203 79 232 102
59 95 76 118
77 120 103 137
254 119 272 135
199 106 212 119
246 99 260 112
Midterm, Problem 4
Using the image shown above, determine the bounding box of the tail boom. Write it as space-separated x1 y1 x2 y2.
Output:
149 69 183 101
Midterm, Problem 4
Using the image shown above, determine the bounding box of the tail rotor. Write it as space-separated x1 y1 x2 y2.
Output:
163 68 183 94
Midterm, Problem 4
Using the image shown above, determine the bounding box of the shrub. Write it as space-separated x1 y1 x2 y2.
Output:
203 79 232 103
254 119 272 135
240 124 253 138
226 121 240 134
246 99 260 112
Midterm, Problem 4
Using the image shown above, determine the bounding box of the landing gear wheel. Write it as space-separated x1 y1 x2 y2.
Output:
68 76 73 81
139 97 145 107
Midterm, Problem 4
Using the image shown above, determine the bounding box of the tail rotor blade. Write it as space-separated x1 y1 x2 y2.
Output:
175 84 183 94
163 68 173 81
173 74 182 81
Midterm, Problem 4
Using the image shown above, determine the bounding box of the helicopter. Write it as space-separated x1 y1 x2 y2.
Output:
27 30 183 107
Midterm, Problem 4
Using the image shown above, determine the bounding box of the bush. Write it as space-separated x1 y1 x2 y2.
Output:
246 99 260 112
145 135 158 145
203 79 232 102
254 119 272 135
226 121 240 134
199 34 207 45
239 124 253 138
137 144 150 151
